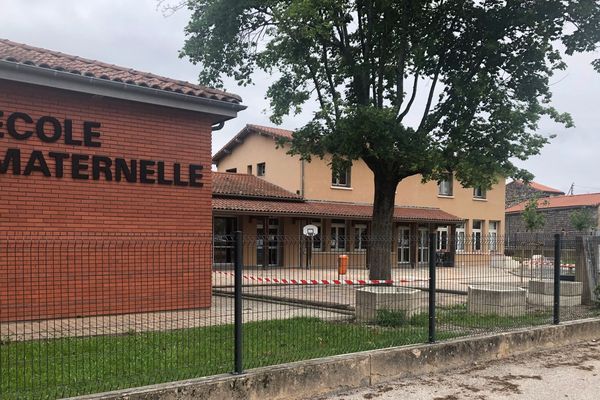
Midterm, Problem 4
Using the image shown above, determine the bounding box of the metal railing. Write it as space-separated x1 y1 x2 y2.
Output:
0 231 597 399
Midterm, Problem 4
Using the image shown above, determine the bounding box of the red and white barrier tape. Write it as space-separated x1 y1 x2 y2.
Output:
213 271 426 285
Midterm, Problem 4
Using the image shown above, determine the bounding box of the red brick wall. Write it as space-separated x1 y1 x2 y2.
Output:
0 79 213 321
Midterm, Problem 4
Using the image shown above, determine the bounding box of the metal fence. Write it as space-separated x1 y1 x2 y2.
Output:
0 232 598 399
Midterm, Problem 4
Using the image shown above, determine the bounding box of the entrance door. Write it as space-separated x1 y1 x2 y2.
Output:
397 226 410 264
418 228 429 264
257 218 280 267
213 217 237 266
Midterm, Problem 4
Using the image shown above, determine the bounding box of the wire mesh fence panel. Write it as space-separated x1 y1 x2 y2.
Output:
229 234 432 371
436 234 552 338
0 232 231 400
2 230 600 399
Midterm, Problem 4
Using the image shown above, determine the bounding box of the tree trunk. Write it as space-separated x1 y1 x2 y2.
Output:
368 169 400 280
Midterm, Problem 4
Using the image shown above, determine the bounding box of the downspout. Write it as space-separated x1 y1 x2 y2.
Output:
300 159 305 197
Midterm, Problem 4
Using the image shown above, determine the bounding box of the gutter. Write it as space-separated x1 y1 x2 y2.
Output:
0 60 246 123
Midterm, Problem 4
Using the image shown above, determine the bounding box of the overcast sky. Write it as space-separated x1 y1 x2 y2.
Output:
3 0 600 194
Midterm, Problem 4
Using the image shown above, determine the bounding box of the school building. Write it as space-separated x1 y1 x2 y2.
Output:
0 39 245 321
212 124 506 269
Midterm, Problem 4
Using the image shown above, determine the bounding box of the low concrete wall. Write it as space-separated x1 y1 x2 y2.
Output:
67 318 600 400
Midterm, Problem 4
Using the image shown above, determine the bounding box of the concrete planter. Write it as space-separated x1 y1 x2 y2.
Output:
527 280 583 307
467 285 527 316
355 287 423 322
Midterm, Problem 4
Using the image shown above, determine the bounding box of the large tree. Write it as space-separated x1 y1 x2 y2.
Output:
180 0 600 279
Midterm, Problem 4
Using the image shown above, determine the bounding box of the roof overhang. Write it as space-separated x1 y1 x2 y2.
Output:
0 60 246 124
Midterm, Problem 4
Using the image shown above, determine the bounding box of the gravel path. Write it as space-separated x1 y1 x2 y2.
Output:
317 339 600 400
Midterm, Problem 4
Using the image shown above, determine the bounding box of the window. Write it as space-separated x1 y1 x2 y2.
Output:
257 162 266 177
330 220 346 251
472 220 482 251
354 224 368 250
225 168 237 173
332 166 351 187
489 221 499 252
311 219 322 251
213 217 237 265
436 226 449 251
438 174 453 196
398 226 410 263
456 223 466 252
247 165 252 174
473 186 486 199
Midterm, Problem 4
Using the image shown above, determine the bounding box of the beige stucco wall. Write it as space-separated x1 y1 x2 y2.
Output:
215 134 303 195
302 151 505 237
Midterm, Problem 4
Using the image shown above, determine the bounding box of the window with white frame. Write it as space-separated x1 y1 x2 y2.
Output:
472 220 482 251
438 174 453 196
311 219 322 251
456 223 466 252
473 186 486 199
436 226 449 251
331 166 351 187
330 220 346 251
489 221 499 252
354 224 368 250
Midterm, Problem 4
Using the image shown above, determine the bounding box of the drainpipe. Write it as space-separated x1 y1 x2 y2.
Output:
300 159 305 197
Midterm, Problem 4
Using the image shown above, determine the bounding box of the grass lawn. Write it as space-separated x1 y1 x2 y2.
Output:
437 304 553 331
3 304 586 400
1 316 452 400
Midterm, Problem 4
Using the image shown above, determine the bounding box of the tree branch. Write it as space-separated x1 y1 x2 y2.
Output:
398 72 419 120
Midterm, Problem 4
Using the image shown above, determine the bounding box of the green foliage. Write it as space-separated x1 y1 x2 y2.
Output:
375 309 408 327
180 0 599 187
593 284 600 307
522 196 547 232
570 208 597 232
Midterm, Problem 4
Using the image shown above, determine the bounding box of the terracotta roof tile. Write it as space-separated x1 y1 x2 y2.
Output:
0 38 241 104
213 124 293 163
511 180 564 194
213 172 302 200
213 197 462 223
506 193 600 213
246 124 294 140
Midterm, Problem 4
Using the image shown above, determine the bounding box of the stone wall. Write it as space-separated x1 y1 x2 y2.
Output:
506 206 599 237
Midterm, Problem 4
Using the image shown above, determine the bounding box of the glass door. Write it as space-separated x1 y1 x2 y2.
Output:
418 227 429 264
213 217 237 266
257 218 280 267
397 226 411 264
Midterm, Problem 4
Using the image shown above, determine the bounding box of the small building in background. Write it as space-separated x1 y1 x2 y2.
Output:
505 180 565 208
505 193 600 237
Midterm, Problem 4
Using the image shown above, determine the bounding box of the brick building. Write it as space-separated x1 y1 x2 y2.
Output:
505 193 600 237
0 39 244 321
505 180 564 208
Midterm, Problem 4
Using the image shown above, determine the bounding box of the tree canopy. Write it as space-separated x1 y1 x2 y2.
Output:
570 208 596 232
522 196 547 232
180 0 600 278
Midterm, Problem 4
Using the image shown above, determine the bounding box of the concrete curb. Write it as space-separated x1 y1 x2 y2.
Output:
65 317 600 400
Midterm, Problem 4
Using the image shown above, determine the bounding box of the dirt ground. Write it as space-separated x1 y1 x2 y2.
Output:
317 339 600 400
